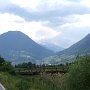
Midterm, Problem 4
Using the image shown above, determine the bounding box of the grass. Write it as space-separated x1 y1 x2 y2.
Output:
0 72 62 90
1 55 90 90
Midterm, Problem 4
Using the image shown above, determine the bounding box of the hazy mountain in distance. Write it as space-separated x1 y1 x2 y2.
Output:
42 33 90 64
0 31 54 64
41 43 64 52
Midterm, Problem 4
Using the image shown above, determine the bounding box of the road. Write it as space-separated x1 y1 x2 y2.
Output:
0 83 5 90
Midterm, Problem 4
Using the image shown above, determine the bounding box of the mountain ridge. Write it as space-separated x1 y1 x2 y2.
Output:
42 33 90 64
0 31 54 64
58 33 90 56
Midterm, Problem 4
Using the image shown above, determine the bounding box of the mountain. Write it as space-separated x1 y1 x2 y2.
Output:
40 43 64 52
58 33 90 55
0 31 54 64
42 34 90 64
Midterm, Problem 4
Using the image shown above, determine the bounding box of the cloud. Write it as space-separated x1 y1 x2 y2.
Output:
0 13 59 41
54 14 90 47
1 0 90 28
81 0 90 8
0 13 24 22
59 14 90 28
10 0 42 12
38 14 90 48
0 0 90 48
10 0 84 12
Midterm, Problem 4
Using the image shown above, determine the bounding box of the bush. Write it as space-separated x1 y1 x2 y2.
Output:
64 55 90 90
0 56 16 75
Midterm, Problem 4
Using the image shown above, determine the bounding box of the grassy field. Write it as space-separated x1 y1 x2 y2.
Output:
0 72 63 90
1 55 90 90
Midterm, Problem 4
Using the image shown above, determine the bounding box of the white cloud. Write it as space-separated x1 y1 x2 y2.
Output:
10 0 42 12
0 13 25 22
0 13 59 41
0 13 90 48
60 14 90 28
10 0 80 12
54 14 90 47
81 0 90 8
1 0 90 48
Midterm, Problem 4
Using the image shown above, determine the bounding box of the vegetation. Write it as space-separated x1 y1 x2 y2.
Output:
0 56 15 75
63 55 90 90
0 56 63 90
1 55 90 90
0 72 62 90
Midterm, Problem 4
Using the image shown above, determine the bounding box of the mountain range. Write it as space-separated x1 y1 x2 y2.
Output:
42 33 90 64
0 31 54 64
0 31 90 65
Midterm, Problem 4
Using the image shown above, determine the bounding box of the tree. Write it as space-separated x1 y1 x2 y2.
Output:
0 56 5 66
0 56 15 75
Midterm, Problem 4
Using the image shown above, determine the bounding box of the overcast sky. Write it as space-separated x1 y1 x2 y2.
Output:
0 0 90 48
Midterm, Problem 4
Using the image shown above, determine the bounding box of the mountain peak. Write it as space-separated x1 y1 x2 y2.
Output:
4 31 23 34
1 31 26 37
5 31 27 36
0 31 54 64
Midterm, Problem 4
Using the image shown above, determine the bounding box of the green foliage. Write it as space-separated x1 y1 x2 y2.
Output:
0 72 61 90
0 56 15 75
63 55 90 90
0 56 5 66
16 79 30 90
15 62 36 69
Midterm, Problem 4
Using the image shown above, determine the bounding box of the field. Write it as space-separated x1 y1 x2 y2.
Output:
1 55 90 90
0 72 64 90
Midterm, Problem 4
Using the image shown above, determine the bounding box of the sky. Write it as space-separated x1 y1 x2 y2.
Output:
0 0 90 48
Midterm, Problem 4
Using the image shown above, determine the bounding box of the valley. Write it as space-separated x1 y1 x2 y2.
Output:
0 31 90 90
0 31 90 65
1 0 90 89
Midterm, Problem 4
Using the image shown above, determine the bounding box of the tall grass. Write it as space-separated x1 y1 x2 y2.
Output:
0 72 62 90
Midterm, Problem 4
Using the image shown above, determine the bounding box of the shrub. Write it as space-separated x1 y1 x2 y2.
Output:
64 55 90 90
0 56 16 75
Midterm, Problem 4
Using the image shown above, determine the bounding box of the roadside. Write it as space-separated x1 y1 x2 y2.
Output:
0 83 6 90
